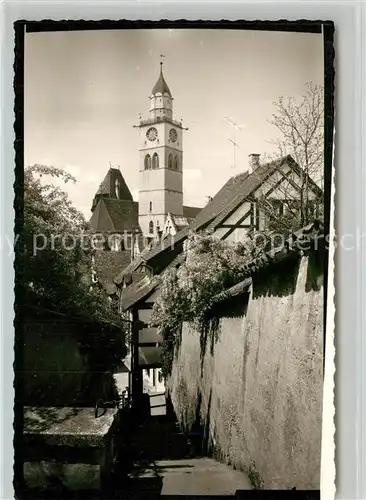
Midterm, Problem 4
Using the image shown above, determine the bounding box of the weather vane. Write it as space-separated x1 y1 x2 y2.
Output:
160 54 166 66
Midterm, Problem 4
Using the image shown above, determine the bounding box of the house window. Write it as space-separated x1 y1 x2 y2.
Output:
149 221 154 234
168 153 173 169
149 201 152 212
158 371 163 383
144 154 151 170
174 156 179 170
152 153 159 169
111 235 120 252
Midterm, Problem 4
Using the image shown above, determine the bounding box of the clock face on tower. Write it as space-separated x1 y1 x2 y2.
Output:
146 127 158 141
169 128 178 143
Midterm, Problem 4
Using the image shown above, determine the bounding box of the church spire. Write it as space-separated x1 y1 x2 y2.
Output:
151 56 172 97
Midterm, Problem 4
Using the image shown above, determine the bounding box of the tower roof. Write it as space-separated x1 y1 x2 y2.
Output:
95 168 133 201
151 63 172 97
91 167 133 212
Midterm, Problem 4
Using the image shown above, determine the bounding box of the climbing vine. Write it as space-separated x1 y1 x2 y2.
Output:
150 231 264 377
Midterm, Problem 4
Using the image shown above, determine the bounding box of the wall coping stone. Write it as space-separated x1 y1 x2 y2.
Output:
24 406 119 448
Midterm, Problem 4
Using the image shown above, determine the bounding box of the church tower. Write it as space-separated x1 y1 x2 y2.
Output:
136 61 185 237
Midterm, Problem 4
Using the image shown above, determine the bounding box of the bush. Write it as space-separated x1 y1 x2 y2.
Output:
150 232 262 377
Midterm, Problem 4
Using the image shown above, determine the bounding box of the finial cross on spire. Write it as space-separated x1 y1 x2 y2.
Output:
160 54 166 69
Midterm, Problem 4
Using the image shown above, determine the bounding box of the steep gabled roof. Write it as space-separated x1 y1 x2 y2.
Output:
95 168 133 201
206 155 322 232
89 198 139 233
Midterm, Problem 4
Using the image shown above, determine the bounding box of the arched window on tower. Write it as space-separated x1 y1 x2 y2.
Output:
144 154 151 170
168 153 173 170
174 156 179 170
152 153 159 169
149 201 152 212
149 221 154 234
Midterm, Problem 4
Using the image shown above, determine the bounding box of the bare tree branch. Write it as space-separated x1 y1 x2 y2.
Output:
259 82 324 232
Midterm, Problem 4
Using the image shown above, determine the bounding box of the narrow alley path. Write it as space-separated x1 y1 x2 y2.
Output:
126 457 252 496
109 395 252 498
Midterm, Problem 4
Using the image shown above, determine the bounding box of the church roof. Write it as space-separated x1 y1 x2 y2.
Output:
151 65 172 97
89 198 139 233
183 205 202 221
92 168 133 209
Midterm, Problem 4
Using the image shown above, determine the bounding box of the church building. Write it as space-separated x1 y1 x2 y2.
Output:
135 60 201 237
88 62 201 290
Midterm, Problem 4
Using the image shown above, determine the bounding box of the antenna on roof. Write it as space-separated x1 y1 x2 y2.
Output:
225 117 242 169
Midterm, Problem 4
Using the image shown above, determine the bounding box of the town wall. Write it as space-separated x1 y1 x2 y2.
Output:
168 253 324 489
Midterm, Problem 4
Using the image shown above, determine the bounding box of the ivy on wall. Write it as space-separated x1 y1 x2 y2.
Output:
150 232 263 377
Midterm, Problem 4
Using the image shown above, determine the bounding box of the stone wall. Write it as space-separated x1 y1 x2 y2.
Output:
168 254 324 489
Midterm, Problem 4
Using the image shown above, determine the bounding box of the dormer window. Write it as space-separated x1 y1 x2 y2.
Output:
115 178 120 198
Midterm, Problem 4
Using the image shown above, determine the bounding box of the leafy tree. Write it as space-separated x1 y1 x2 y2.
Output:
23 164 121 325
256 83 324 233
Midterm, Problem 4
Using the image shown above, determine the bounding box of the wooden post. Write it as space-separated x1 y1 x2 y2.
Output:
131 306 143 402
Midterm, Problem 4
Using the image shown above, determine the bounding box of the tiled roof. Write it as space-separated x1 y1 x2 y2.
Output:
89 198 139 233
205 156 287 232
120 275 159 311
211 277 253 304
233 218 324 279
114 245 153 286
206 219 324 308
183 205 202 220
206 155 322 233
94 250 132 293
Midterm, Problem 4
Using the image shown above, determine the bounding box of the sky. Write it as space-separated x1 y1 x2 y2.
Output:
25 28 324 218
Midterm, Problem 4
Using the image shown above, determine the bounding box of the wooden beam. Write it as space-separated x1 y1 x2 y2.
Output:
138 363 162 369
131 307 143 399
137 303 154 310
138 342 163 347
222 208 252 239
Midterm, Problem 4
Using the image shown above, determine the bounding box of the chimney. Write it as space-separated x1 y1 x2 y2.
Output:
249 153 260 171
